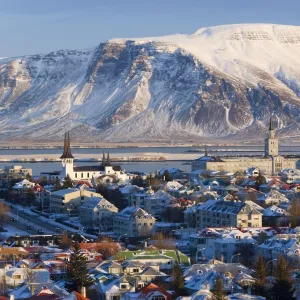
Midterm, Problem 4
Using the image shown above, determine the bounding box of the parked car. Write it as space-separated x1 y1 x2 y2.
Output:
10 217 16 222
26 225 33 230
37 229 44 234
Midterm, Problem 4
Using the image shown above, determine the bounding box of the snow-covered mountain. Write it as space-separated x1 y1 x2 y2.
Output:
1 23 300 142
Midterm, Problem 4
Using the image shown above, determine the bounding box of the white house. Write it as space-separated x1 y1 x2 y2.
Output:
257 190 289 205
12 179 35 190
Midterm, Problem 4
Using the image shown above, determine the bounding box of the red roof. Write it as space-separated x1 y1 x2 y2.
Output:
139 283 172 300
76 181 93 188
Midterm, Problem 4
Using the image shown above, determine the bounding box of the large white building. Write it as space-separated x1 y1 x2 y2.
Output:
60 132 128 182
192 119 299 175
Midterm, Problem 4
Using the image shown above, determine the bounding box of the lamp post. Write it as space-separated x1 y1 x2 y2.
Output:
196 248 205 262
231 253 241 263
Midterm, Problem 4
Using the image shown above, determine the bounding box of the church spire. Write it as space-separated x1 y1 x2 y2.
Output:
101 151 106 166
106 151 111 166
60 131 74 159
204 145 208 156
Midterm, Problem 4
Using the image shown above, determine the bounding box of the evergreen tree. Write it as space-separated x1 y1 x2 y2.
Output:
131 176 148 187
212 276 225 300
65 242 94 292
53 178 62 191
255 172 266 190
253 256 267 297
26 188 36 206
96 182 108 199
171 262 185 296
25 173 33 182
62 175 73 189
270 255 295 300
163 170 172 182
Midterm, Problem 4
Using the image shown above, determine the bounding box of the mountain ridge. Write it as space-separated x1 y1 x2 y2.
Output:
0 23 300 142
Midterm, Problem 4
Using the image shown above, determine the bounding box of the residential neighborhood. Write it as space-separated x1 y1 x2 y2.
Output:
0 127 298 300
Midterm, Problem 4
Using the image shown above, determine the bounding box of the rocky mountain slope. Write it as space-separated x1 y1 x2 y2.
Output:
1 24 300 142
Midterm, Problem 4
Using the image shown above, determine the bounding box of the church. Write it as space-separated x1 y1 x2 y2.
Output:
60 132 128 182
192 119 300 175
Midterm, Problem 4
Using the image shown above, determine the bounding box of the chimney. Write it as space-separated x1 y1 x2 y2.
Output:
10 295 15 300
81 287 86 298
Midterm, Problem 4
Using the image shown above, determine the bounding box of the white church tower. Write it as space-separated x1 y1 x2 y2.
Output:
264 118 278 157
60 132 74 178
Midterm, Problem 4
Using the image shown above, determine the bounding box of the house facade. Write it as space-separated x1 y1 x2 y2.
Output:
80 196 119 230
196 200 262 230
113 206 156 238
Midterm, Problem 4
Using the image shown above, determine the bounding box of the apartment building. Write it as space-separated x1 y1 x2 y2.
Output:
196 200 262 230
113 206 156 238
50 188 101 214
80 197 118 230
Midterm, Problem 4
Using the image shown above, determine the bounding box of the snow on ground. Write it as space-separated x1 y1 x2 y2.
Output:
0 225 29 240
0 152 200 161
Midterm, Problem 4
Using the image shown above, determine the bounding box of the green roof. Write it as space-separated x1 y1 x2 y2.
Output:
114 249 190 265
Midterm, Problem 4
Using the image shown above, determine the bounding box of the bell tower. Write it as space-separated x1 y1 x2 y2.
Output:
264 118 278 157
60 132 74 178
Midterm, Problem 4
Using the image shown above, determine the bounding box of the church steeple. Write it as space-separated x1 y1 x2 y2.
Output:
106 151 111 166
101 151 106 166
204 145 208 156
60 131 74 159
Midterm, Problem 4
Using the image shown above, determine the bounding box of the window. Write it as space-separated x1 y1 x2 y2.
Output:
152 296 165 300
13 274 22 279
81 173 83 178
87 173 89 178
120 284 127 289
75 173 77 178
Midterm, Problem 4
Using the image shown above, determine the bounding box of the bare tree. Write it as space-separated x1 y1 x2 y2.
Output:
0 274 7 296
288 198 300 227
152 232 176 249
95 236 120 260
25 268 36 284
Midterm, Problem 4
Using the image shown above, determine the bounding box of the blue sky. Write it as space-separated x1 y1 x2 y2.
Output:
1 0 299 57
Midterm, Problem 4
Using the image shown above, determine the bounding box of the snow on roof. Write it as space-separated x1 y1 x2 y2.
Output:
197 200 257 215
80 196 117 210
263 205 288 217
51 188 79 196
215 229 256 244
115 206 154 220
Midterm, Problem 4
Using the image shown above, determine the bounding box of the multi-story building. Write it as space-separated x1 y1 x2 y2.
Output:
113 206 156 238
80 196 118 231
192 119 299 175
196 200 262 229
50 188 101 214
130 188 174 217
